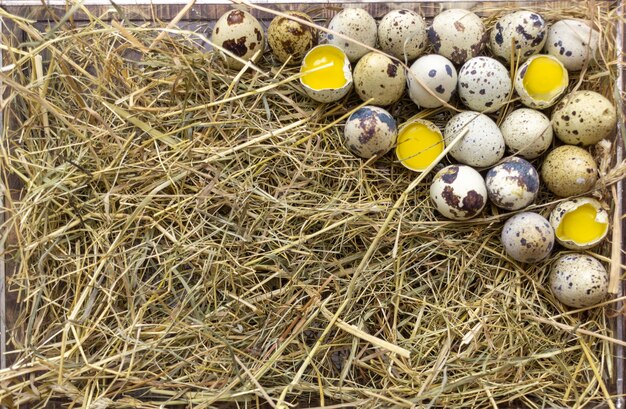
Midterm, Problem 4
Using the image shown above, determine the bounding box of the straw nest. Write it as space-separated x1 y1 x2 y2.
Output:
1 1 625 408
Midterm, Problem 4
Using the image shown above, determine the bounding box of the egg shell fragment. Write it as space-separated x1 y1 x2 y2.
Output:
514 54 569 109
458 56 511 113
428 9 486 65
430 165 487 220
486 157 539 211
490 11 547 63
326 8 377 63
343 106 397 159
549 197 609 250
378 9 427 61
500 108 553 159
268 11 318 65
407 54 458 108
444 111 505 168
501 212 554 263
300 44 353 103
353 52 406 106
549 253 608 308
541 145 598 197
544 19 600 71
211 9 265 70
552 90 616 146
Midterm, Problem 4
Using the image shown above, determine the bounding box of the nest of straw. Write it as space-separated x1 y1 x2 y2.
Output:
1 1 625 408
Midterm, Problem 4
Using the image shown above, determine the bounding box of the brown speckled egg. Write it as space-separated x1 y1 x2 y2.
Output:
343 106 397 159
212 9 265 69
378 9 427 61
326 8 377 63
490 11 547 63
353 52 406 106
428 9 486 65
544 19 599 71
457 56 511 113
550 253 608 308
486 157 539 210
551 90 616 146
430 165 487 220
500 108 553 159
267 11 318 65
501 212 554 263
541 145 598 197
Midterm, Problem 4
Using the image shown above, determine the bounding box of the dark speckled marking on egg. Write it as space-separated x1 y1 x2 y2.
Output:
344 106 397 159
430 165 487 220
501 212 554 263
549 253 608 308
489 11 547 64
457 56 510 113
429 9 485 65
486 157 539 210
212 9 265 70
378 9 427 60
544 19 600 71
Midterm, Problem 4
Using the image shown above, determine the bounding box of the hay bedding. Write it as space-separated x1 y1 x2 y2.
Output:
0 2 624 408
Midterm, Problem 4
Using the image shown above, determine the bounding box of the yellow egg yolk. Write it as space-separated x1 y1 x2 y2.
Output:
396 123 444 171
523 57 565 101
300 46 348 90
556 204 608 244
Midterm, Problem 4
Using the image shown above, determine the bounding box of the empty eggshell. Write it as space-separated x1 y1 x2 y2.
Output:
211 9 265 69
343 106 397 159
486 157 539 210
430 165 487 220
544 19 600 71
490 11 547 63
353 52 406 106
378 9 427 61
500 108 553 159
501 212 554 263
407 54 458 108
549 253 608 308
267 11 318 65
541 145 598 197
428 9 487 65
444 111 505 168
457 56 511 113
326 8 377 62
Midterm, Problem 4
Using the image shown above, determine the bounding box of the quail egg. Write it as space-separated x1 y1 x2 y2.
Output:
541 145 598 197
378 9 427 61
490 11 547 63
500 108 553 159
501 212 554 263
544 19 600 71
326 8 377 62
428 9 486 65
353 52 406 106
550 253 608 308
407 54 458 108
486 157 539 210
430 165 487 220
300 44 353 103
444 111 505 168
395 119 444 172
458 56 511 112
343 106 397 159
550 197 609 250
552 90 616 146
211 9 265 69
514 54 569 109
267 11 318 65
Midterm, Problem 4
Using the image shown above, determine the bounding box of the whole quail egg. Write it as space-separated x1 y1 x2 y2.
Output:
500 108 553 159
211 9 265 70
514 54 568 109
430 165 487 220
486 157 539 210
541 145 598 197
551 90 617 146
501 212 554 263
544 19 600 71
395 119 444 172
490 11 547 63
326 8 377 63
267 11 318 65
428 9 486 65
549 197 609 250
353 52 406 106
300 44 353 103
458 56 511 113
549 253 608 308
378 9 427 61
343 106 397 159
407 54 458 108
444 111 505 168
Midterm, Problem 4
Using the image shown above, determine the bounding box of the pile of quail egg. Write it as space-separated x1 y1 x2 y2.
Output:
210 8 616 310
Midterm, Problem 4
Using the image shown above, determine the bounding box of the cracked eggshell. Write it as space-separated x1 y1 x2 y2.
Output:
541 145 598 197
212 9 265 70
428 9 486 65
501 212 554 263
326 8 377 63
430 165 487 220
458 56 511 113
300 45 353 103
486 157 539 211
354 52 406 106
407 54 457 108
514 54 568 109
343 106 397 159
490 11 547 63
549 253 608 308
544 19 600 71
378 9 427 61
500 108 553 159
444 111 505 168
267 11 318 65
549 197 609 250
552 90 617 146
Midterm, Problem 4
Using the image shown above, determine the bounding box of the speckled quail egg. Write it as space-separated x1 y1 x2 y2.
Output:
326 8 377 63
407 54 457 108
500 108 553 159
428 9 486 65
552 90 617 146
430 165 487 220
343 106 397 159
544 19 600 71
486 157 539 211
549 253 608 308
444 111 505 168
211 9 265 70
396 119 444 172
550 197 609 250
541 145 598 197
501 212 554 263
458 56 511 113
300 44 353 103
514 54 568 109
267 11 318 65
378 9 427 61
490 11 547 63
354 52 406 106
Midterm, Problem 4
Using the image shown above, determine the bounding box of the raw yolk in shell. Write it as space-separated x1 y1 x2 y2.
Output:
300 45 348 90
523 56 565 101
396 123 444 171
556 203 608 244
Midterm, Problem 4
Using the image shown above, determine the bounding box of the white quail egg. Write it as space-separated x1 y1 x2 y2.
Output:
430 165 487 220
458 56 511 113
444 111 505 168
490 11 547 63
343 106 397 159
541 145 598 197
378 9 427 61
501 212 554 263
267 11 318 65
300 44 353 103
500 108 553 159
514 54 568 109
544 19 600 71
326 8 377 63
486 157 539 210
428 9 486 65
407 54 458 108
211 9 265 69
550 253 608 308
353 52 406 106
549 197 609 250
